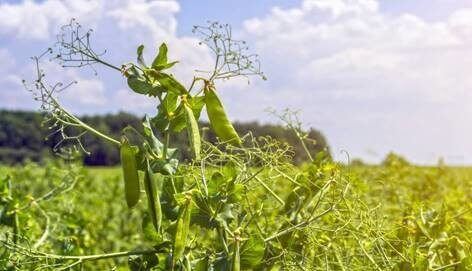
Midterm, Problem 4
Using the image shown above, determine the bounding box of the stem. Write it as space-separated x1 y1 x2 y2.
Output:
295 131 313 162
264 207 333 242
354 235 382 271
72 115 120 146
162 131 170 159
54 98 120 146
45 249 156 261
2 241 159 262
254 176 284 205
76 48 122 72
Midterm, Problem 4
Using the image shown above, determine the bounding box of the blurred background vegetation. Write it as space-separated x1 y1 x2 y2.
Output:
0 110 330 166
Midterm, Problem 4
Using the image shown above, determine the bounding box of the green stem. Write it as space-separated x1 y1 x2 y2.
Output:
254 176 284 205
264 207 332 242
297 132 313 162
53 97 120 146
162 131 170 159
72 115 120 146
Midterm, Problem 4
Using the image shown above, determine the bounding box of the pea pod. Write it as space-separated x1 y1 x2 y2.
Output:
232 230 241 271
183 99 201 160
172 194 192 267
204 83 241 146
144 158 162 232
120 137 140 208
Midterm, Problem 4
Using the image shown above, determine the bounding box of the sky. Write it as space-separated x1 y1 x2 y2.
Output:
1 0 472 165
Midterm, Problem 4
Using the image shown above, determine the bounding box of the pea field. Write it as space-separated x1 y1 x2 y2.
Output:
1 154 471 270
0 19 471 271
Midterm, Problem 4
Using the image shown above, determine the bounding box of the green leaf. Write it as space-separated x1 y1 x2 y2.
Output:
149 72 188 95
240 236 265 269
137 44 146 67
194 256 210 271
208 172 226 195
170 96 205 133
143 115 163 157
152 92 179 132
154 61 179 71
142 213 162 243
152 43 168 68
149 158 179 175
127 74 152 95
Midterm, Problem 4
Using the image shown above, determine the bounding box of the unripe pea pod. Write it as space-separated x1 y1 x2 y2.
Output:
144 158 162 232
183 96 201 160
231 229 241 271
172 193 192 267
120 137 140 208
204 82 241 146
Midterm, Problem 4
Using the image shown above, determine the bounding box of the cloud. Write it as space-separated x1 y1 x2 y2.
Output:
239 0 472 164
112 89 156 114
0 0 213 114
0 0 100 40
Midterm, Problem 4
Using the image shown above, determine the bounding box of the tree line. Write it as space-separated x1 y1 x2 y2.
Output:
0 110 330 166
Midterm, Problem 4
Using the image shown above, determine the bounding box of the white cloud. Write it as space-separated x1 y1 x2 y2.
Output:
0 0 213 113
113 88 156 113
0 48 31 109
0 0 101 40
240 0 472 164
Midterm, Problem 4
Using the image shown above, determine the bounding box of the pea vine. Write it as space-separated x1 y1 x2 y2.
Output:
15 20 347 270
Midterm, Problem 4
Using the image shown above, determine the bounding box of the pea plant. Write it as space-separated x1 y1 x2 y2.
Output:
7 20 349 270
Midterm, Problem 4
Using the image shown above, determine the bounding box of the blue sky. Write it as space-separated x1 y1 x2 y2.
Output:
1 0 472 165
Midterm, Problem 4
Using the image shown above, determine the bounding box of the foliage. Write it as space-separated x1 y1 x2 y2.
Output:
0 110 329 166
1 160 470 270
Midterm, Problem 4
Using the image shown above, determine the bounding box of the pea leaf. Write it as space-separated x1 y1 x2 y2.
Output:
137 44 146 67
149 158 179 175
152 43 168 68
169 96 205 133
143 115 163 157
152 92 179 132
128 74 152 95
240 236 265 269
154 61 178 71
149 72 187 95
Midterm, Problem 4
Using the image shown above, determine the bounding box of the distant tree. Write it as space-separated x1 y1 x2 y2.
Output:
0 110 330 165
381 152 410 167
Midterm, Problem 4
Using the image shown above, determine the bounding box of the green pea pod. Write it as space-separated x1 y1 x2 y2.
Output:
120 137 140 208
144 158 162 232
184 100 201 160
172 195 192 267
204 83 241 146
232 234 240 271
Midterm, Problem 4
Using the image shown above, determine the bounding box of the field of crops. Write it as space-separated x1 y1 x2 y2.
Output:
1 155 470 270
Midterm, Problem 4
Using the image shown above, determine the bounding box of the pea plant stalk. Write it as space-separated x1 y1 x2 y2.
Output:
17 20 345 270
